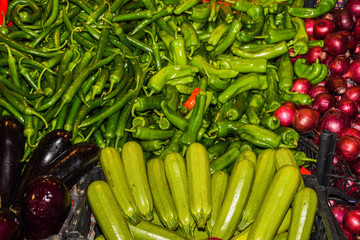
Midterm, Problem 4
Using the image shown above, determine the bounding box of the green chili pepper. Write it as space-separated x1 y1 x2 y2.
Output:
147 65 198 95
159 130 183 160
260 114 281 131
139 139 170 152
219 2 234 24
231 41 289 59
169 36 188 65
278 52 294 93
210 146 241 174
190 55 239 79
245 93 265 125
186 3 211 23
280 91 313 106
178 91 207 153
207 22 231 47
208 120 295 149
174 0 202 15
287 0 336 18
291 150 317 167
274 126 300 147
291 17 309 56
254 28 297 44
218 73 268 104
161 100 187 131
180 21 200 57
127 126 175 141
220 58 268 73
293 58 328 85
309 40 324 48
214 19 242 54
264 68 284 111
225 92 249 121
207 140 230 161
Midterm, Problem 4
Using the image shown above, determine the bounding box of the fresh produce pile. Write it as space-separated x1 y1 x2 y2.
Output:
0 0 359 238
89 142 318 240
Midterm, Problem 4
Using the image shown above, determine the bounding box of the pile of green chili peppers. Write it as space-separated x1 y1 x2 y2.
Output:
0 0 335 162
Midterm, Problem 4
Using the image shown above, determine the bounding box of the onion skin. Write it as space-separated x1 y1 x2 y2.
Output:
343 59 360 84
344 0 360 18
305 46 328 64
332 205 351 224
317 108 351 134
309 85 329 99
325 75 347 95
324 32 350 56
337 98 358 119
334 8 356 31
335 135 360 162
352 117 360 131
337 30 357 52
312 93 336 114
314 18 336 39
348 159 360 179
343 209 360 235
273 105 296 127
344 85 360 110
354 24 360 41
339 128 360 139
291 78 313 95
327 56 351 76
0 208 24 240
305 18 316 36
292 108 321 133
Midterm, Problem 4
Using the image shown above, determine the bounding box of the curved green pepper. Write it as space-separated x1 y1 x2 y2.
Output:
287 0 336 18
245 94 265 125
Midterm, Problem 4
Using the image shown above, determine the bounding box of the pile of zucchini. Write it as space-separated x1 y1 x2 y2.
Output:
87 141 318 240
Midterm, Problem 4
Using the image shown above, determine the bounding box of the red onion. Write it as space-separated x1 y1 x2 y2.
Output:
312 93 336 114
325 75 347 95
352 117 360 131
343 59 360 84
332 205 351 224
344 85 360 109
337 30 357 52
334 8 356 31
317 108 351 134
339 128 360 139
324 32 350 56
344 0 360 18
355 24 360 41
273 105 296 127
292 108 321 133
309 85 329 99
337 98 358 119
336 135 360 162
348 159 360 179
314 18 336 39
282 101 297 108
305 46 328 64
355 202 360 210
291 78 313 95
343 209 360 235
327 56 351 76
305 18 316 36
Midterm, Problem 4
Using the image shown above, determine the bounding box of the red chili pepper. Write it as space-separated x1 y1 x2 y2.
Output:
0 0 8 27
300 167 311 175
183 87 203 111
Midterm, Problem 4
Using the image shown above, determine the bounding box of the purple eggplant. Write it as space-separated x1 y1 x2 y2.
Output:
44 142 100 188
0 208 24 240
21 175 70 240
14 129 72 203
0 116 25 209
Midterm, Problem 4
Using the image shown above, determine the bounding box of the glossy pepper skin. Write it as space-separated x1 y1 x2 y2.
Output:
291 17 309 56
293 58 328 85
287 0 336 18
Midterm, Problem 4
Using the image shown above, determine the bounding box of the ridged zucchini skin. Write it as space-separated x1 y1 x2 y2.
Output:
206 170 229 236
100 147 140 225
247 165 301 240
275 148 305 189
147 158 178 230
164 152 196 238
186 143 212 229
121 141 154 221
238 149 276 231
212 159 255 240
287 187 318 240
128 220 186 240
87 180 134 240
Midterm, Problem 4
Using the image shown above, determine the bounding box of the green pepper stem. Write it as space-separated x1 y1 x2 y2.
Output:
279 143 297 148
300 157 317 163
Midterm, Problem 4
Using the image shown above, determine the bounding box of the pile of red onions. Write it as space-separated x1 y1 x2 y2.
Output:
331 204 360 238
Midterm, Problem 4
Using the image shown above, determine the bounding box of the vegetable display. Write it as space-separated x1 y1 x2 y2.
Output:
0 0 358 238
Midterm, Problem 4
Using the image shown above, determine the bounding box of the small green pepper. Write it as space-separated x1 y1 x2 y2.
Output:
245 93 265 125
